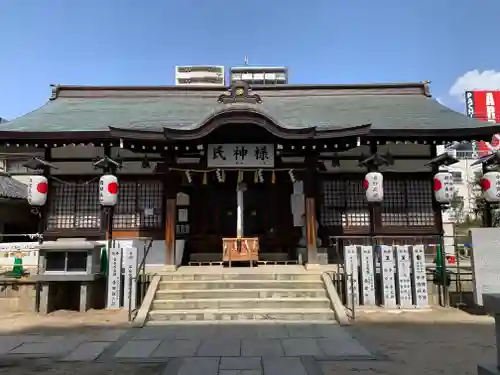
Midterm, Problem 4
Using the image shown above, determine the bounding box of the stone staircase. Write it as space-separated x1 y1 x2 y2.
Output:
146 269 336 324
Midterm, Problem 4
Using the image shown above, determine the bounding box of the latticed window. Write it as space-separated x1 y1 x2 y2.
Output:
381 178 435 227
319 178 370 230
47 181 101 229
113 180 163 229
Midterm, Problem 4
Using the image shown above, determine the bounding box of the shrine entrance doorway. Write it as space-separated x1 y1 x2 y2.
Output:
181 171 297 265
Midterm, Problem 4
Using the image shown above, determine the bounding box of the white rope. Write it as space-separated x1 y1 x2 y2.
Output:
51 176 100 186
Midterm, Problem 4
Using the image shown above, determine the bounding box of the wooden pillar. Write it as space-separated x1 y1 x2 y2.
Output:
430 147 445 235
430 146 449 306
483 163 493 227
304 155 318 267
39 147 52 243
368 143 380 241
101 145 115 246
165 195 176 267
163 155 177 268
35 147 52 313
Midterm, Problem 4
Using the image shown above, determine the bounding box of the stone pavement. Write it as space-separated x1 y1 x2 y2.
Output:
0 322 374 375
0 309 495 375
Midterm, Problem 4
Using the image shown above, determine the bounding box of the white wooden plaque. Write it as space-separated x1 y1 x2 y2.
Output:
343 245 359 306
360 245 376 305
123 247 138 311
106 247 122 309
380 245 397 308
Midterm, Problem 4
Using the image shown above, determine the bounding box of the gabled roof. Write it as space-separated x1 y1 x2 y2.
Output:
0 177 27 199
1 82 500 141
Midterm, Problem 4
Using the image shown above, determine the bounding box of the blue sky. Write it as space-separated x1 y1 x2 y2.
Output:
1 0 499 120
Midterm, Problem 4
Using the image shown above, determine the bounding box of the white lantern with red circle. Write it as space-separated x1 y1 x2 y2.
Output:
27 175 49 206
364 172 384 202
481 171 500 203
99 174 119 206
433 172 454 204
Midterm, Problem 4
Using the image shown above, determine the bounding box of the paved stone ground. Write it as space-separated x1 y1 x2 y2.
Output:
0 321 373 375
322 308 497 375
0 308 496 374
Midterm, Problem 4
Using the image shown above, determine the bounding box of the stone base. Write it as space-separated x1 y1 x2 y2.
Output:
317 248 329 265
161 265 178 273
478 363 500 375
297 248 328 265
305 263 321 271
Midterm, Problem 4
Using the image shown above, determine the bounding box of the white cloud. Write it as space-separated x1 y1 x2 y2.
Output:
449 70 500 102
435 97 445 105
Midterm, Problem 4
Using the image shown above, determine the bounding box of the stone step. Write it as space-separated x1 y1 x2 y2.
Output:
157 280 324 290
155 288 327 300
147 308 336 322
151 297 330 310
160 273 322 281
146 319 338 326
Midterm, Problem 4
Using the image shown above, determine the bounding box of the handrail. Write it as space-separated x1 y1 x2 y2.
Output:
137 240 153 276
128 239 153 322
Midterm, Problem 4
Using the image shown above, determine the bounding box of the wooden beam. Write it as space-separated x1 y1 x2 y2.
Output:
304 154 319 266
163 151 177 267
165 198 176 266
305 197 318 265
39 147 52 242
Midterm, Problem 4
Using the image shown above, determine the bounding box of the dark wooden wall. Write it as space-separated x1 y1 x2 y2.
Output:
44 172 438 252
317 172 438 248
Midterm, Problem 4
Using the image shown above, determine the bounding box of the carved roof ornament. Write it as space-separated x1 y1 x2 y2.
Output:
217 81 262 104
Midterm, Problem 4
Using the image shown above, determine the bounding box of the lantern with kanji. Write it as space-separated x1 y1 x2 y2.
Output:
481 171 500 203
433 172 454 204
364 172 384 202
99 174 119 206
27 175 49 206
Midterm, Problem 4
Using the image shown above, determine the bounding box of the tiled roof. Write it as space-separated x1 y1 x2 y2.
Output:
0 177 27 199
0 83 493 133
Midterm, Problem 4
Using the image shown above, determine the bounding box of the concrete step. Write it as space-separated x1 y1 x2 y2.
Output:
147 308 335 322
151 297 330 310
0 297 20 311
157 280 324 290
160 273 321 281
155 288 327 300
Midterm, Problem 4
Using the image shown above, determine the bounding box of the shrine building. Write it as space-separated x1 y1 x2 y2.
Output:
1 81 499 267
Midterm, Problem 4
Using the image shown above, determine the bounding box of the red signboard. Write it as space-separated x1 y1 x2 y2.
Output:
465 91 500 123
465 91 500 156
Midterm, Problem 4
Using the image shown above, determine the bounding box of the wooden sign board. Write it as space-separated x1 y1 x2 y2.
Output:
222 237 259 262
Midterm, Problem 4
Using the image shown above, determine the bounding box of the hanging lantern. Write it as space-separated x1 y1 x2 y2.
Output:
99 174 119 206
364 172 383 203
433 172 454 204
27 175 49 206
482 171 500 203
